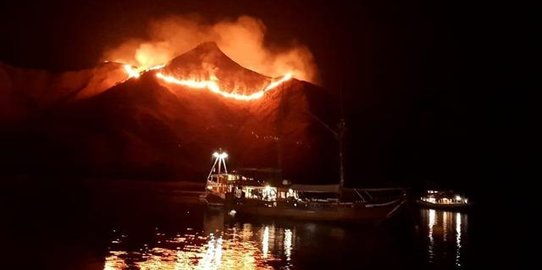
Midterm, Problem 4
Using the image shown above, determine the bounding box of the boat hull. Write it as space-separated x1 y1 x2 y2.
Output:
234 199 405 223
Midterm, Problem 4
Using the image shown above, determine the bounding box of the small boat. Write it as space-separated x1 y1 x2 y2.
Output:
417 190 471 211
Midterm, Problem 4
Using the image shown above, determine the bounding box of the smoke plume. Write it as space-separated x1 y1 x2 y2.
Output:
102 15 318 83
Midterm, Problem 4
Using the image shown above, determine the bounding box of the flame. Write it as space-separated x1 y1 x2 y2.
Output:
155 72 292 101
124 65 141 79
122 63 292 101
103 15 318 83
123 64 166 79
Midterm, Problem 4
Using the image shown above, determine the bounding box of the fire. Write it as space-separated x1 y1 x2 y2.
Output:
122 63 292 101
103 15 318 83
155 72 292 101
124 64 166 79
124 65 141 79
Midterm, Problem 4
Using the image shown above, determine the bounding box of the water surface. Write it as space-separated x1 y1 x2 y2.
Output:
99 207 471 269
3 182 476 269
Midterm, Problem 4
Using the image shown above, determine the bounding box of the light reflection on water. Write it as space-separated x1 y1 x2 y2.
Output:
421 209 468 268
102 208 471 270
103 212 295 270
455 212 462 267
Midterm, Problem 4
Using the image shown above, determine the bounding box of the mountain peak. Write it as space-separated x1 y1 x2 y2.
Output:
163 42 272 95
193 41 220 52
167 41 234 69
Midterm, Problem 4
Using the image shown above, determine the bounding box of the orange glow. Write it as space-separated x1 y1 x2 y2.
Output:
155 72 292 101
104 231 277 270
123 64 141 79
123 64 166 79
121 61 292 101
103 15 318 83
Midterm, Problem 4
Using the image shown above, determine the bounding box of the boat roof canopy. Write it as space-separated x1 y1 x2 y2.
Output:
290 184 340 193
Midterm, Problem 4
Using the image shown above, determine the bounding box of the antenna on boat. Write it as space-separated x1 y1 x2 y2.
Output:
207 149 228 182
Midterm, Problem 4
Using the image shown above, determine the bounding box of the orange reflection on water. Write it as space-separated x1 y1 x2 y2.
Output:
103 251 128 270
103 223 294 270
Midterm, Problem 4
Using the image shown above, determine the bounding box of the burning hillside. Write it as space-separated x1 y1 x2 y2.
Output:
152 42 293 101
160 42 275 93
104 15 317 83
0 42 339 184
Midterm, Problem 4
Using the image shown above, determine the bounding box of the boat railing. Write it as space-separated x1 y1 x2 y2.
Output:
343 187 407 204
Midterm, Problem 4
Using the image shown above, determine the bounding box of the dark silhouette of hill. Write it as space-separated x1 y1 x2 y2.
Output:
0 61 129 123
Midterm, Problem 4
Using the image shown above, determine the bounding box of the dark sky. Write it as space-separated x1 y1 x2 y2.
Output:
0 0 523 194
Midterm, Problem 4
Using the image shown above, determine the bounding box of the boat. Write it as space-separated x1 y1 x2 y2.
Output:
200 149 407 223
233 185 406 223
417 190 470 211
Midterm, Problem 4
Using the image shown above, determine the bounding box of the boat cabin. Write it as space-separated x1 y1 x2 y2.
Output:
242 185 299 201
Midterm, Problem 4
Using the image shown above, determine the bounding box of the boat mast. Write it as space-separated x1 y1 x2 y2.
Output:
307 113 347 195
337 118 346 192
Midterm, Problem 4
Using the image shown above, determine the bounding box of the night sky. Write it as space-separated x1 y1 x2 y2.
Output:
0 0 525 198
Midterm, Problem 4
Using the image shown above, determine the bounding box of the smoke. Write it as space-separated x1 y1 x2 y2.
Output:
102 15 318 83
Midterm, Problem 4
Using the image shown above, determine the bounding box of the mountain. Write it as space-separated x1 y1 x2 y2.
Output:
165 42 272 95
0 62 129 124
0 43 339 184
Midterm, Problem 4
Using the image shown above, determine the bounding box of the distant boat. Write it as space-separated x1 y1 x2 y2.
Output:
200 150 407 223
417 190 471 211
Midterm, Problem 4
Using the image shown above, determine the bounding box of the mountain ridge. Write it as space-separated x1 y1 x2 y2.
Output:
0 43 340 184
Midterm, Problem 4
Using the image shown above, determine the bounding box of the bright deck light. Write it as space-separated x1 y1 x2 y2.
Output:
213 151 227 159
